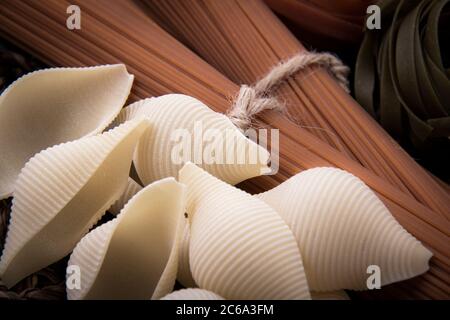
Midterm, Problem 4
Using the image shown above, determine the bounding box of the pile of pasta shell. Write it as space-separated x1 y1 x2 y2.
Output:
0 65 432 300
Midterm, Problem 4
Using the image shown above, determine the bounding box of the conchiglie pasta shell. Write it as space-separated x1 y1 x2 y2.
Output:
161 288 224 300
67 178 186 300
0 118 149 288
256 167 432 291
129 94 270 185
0 64 134 199
179 162 310 300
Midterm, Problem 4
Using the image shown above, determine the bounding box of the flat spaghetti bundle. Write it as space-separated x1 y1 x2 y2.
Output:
0 0 448 299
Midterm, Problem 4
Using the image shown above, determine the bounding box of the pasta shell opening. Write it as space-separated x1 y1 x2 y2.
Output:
67 177 186 300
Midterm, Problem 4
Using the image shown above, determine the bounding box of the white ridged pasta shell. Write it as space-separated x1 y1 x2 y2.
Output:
0 64 134 199
179 162 310 300
161 288 224 300
67 178 186 300
108 178 142 215
256 167 433 291
115 94 271 185
311 291 350 300
0 118 150 288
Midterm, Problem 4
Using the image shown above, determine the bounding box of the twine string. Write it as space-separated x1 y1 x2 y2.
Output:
228 52 350 131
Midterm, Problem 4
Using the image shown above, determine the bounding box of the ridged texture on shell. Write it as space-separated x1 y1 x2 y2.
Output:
257 167 433 291
109 178 143 215
67 178 186 300
0 118 149 287
131 94 270 186
0 64 134 199
161 288 224 300
179 162 310 300
177 219 196 288
106 98 153 131
67 217 120 300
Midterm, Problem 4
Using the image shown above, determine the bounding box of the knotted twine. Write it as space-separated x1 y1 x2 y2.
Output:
228 51 350 131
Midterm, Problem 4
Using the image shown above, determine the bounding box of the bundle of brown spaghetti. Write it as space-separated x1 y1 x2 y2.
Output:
0 0 448 299
264 0 374 49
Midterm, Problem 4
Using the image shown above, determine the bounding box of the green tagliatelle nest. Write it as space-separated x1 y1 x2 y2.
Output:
355 0 450 170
